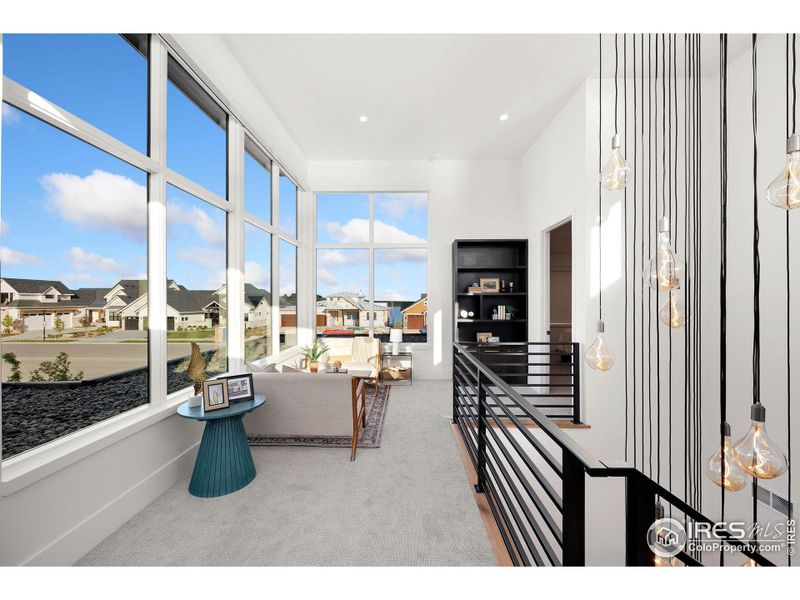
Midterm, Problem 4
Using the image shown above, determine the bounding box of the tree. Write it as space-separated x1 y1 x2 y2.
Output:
29 352 83 382
54 316 66 337
2 314 15 334
78 314 92 328
2 352 22 382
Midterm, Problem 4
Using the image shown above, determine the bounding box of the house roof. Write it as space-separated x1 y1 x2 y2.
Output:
317 293 388 311
401 297 428 313
244 283 271 307
1 278 74 295
73 288 112 308
166 289 216 313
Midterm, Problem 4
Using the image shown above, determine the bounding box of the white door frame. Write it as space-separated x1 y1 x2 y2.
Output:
540 216 573 344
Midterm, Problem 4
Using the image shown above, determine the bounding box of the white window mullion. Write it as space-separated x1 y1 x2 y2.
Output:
369 193 375 336
148 35 168 403
227 118 245 373
271 162 281 356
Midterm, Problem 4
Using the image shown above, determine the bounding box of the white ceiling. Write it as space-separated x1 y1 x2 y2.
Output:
220 34 750 162
221 34 597 161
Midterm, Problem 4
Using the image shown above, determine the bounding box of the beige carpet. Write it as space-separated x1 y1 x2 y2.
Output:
76 381 495 566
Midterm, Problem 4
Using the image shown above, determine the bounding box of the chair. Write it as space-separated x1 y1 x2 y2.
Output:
338 337 382 381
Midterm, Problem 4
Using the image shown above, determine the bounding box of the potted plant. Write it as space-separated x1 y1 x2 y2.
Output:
301 340 328 373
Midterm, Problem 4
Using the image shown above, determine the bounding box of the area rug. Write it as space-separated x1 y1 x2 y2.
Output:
247 384 390 449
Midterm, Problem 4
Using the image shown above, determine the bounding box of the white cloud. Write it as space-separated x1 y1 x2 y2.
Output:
317 248 369 268
375 193 427 219
2 104 21 125
0 220 8 236
0 246 45 266
323 218 426 246
168 202 226 246
67 246 132 276
376 289 408 302
177 246 226 269
245 260 270 290
317 268 338 288
42 170 147 239
375 247 427 264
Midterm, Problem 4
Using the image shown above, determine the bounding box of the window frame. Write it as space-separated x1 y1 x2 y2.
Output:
314 191 430 347
0 33 306 492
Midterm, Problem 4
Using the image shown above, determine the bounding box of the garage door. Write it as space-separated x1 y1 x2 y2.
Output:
406 314 425 330
123 317 139 331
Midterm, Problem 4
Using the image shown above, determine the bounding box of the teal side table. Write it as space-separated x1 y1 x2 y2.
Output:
177 395 266 498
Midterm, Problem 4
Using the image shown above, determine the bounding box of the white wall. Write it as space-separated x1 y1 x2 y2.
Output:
308 159 525 380
0 34 307 566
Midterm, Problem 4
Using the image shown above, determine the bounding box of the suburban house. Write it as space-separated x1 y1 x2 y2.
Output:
400 296 427 332
0 278 107 330
315 292 389 332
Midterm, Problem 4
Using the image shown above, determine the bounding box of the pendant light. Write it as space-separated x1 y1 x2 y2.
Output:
585 320 616 372
765 133 800 209
732 403 789 479
600 133 632 191
600 35 631 191
658 290 687 328
644 217 685 291
586 34 615 373
706 423 748 492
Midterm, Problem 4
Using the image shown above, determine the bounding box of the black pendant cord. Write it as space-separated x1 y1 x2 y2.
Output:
648 33 654 478
697 33 704 516
641 33 647 472
668 32 674 509
615 33 619 134
786 33 794 566
623 33 629 462
719 33 729 567
632 33 639 470
657 32 664 489
599 33 603 322
683 33 690 509
751 32 760 537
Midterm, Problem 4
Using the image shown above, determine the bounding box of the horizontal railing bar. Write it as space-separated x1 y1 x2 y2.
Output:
481 468 529 566
483 383 563 476
483 450 550 566
455 344 605 472
483 443 562 565
481 415 564 539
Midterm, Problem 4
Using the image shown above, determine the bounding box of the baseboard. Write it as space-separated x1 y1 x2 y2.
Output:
22 442 198 566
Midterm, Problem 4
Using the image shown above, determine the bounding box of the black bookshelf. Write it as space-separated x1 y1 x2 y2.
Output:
452 239 528 344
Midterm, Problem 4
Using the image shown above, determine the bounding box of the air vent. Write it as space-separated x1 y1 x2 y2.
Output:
753 484 794 519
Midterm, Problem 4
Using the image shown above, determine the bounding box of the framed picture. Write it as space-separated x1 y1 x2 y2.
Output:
476 332 492 344
479 278 500 293
222 373 254 403
203 379 230 412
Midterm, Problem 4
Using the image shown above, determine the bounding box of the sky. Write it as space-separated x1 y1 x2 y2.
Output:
0 34 297 297
316 192 428 302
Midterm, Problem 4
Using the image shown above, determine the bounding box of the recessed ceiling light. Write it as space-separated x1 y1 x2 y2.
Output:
359 115 368 122
499 113 509 121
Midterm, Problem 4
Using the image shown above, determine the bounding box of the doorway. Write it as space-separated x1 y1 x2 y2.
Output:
545 220 572 345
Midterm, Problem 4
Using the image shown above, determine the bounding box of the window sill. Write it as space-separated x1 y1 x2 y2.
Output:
1 388 196 497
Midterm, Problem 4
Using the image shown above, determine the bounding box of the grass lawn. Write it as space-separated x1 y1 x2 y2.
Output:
3 339 77 343
167 330 215 339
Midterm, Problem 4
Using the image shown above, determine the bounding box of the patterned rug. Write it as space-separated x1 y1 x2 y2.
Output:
247 384 390 449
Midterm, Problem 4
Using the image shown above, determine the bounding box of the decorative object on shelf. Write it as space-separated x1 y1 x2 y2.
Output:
766 132 800 209
389 327 403 355
509 282 514 293
584 320 615 372
659 290 686 328
460 309 469 319
332 360 343 373
222 373 254 403
301 339 329 373
479 277 500 293
644 217 685 292
732 403 788 479
706 423 748 492
488 336 500 345
599 34 630 191
476 332 492 344
188 395 202 408
492 307 499 320
468 311 475 318
202 379 230 412
187 341 208 395
467 284 482 294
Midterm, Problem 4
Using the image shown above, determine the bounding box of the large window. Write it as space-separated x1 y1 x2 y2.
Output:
166 185 228 393
315 192 428 343
1 34 303 463
1 34 150 459
279 240 298 350
244 223 272 361
167 57 227 199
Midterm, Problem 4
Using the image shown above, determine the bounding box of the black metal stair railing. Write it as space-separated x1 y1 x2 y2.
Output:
452 342 776 567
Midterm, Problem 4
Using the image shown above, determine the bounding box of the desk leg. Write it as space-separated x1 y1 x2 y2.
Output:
189 415 256 498
351 378 359 462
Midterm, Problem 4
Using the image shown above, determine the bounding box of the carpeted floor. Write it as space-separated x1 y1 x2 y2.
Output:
77 381 495 566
